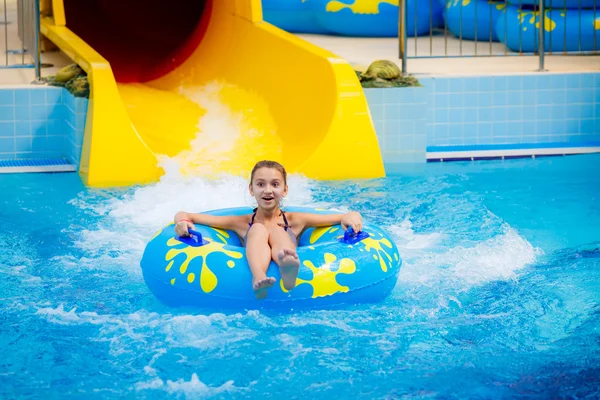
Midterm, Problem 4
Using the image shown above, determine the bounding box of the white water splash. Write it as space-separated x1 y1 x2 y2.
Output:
389 219 446 251
34 304 264 355
136 373 244 397
390 219 539 288
66 82 318 271
444 227 539 285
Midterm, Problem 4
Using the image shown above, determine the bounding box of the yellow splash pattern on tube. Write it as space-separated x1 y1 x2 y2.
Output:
284 253 357 298
212 228 230 238
594 18 600 30
518 10 558 32
326 0 398 14
447 0 505 9
216 234 228 244
150 228 163 241
165 260 174 272
309 226 339 244
212 228 231 244
165 237 243 293
447 0 472 9
362 236 395 272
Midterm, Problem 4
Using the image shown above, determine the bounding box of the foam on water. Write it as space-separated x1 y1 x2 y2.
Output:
135 373 247 397
65 82 319 276
67 170 318 277
393 221 538 287
171 82 282 177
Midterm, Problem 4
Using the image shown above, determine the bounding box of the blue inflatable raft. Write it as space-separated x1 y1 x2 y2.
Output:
140 207 402 311
505 0 600 8
261 0 445 37
444 0 507 42
496 5 600 52
314 0 445 37
261 0 329 34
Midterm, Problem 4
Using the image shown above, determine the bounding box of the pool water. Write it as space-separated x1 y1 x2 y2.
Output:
1 154 599 399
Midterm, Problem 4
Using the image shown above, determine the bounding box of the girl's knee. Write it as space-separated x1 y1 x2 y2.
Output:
248 223 269 237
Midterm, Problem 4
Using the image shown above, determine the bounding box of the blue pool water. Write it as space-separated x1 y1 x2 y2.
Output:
1 154 599 399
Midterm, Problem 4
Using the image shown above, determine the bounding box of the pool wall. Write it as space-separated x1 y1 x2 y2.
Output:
366 72 600 165
0 87 87 167
0 72 599 172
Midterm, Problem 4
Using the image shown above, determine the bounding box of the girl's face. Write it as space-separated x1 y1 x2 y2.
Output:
249 167 288 211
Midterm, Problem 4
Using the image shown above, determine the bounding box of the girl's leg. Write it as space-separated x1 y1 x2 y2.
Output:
246 223 275 299
268 227 300 290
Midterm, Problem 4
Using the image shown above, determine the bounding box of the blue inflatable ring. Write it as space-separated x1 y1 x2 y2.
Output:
444 0 507 42
140 207 402 310
496 5 600 52
314 0 445 37
261 0 445 38
506 0 600 8
261 0 330 34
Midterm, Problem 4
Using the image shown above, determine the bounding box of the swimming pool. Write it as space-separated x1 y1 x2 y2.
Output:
1 154 599 398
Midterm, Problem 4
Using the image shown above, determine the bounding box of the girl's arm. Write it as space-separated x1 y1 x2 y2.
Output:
173 211 248 237
291 211 363 234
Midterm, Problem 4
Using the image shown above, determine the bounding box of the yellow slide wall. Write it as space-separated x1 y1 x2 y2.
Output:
41 0 385 187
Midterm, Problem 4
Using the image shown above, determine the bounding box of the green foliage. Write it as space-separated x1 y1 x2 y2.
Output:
355 60 421 89
41 63 90 98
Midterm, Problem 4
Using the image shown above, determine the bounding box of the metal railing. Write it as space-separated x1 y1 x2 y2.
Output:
398 0 599 74
1 0 40 79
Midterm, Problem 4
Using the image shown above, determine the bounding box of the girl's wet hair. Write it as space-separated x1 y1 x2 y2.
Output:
250 160 287 185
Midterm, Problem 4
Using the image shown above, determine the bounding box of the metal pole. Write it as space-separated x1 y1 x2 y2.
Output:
594 2 597 52
578 0 582 52
489 2 493 55
413 0 417 56
538 0 546 71
519 0 523 54
503 0 508 56
19 0 24 64
459 0 463 55
3 0 8 65
429 0 433 56
474 0 478 56
398 0 407 75
33 0 40 80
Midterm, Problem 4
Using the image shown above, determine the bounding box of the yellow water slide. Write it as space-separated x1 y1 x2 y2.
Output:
40 0 384 187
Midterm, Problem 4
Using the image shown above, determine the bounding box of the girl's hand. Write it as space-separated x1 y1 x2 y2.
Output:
341 211 363 233
175 219 195 237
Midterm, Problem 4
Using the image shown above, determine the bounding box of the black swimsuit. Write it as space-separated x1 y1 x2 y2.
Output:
243 208 298 247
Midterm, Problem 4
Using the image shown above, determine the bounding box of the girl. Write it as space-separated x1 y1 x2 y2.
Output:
174 160 363 300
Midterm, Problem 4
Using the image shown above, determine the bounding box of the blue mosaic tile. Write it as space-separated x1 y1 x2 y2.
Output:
0 106 14 121
566 74 581 89
30 89 46 105
0 121 14 137
479 77 493 92
493 76 507 91
523 76 537 91
0 90 14 106
0 137 15 152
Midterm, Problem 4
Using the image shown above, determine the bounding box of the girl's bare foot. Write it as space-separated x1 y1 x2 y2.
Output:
278 249 300 290
253 276 276 300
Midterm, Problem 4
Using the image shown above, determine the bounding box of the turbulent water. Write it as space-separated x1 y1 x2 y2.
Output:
1 153 599 399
